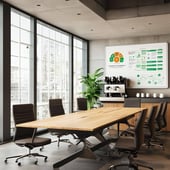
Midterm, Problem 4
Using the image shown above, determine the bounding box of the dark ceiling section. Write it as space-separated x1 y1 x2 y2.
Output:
94 0 107 9
95 0 170 10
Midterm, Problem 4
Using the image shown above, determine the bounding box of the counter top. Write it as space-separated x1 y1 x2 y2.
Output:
99 96 170 103
99 97 124 102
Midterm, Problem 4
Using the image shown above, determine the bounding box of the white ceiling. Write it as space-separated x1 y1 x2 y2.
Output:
3 0 170 40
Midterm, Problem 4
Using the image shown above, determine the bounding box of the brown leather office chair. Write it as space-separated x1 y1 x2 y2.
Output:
4 104 51 166
154 102 164 131
122 105 164 150
77 97 87 111
117 98 141 135
143 105 163 149
160 102 168 129
156 102 167 132
49 99 73 146
109 109 153 170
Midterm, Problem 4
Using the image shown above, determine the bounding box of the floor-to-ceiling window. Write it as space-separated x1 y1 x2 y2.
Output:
73 37 87 111
7 5 88 137
37 21 71 119
10 9 34 132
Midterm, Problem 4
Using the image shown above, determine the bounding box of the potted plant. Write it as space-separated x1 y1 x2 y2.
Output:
80 68 104 109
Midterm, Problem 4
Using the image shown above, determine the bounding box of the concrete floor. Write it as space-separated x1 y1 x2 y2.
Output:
0 132 170 170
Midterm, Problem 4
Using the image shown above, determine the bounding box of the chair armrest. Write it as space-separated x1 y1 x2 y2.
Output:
120 127 135 136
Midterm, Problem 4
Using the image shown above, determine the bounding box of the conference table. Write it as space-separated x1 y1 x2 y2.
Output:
16 107 144 169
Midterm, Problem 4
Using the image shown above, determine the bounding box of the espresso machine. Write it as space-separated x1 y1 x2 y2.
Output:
104 76 127 98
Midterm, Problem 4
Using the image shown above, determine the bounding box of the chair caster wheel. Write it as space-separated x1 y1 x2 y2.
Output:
44 157 47 162
34 160 38 165
18 162 21 166
4 159 7 163
40 147 43 151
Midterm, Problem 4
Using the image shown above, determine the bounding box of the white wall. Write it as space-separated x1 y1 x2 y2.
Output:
89 34 170 97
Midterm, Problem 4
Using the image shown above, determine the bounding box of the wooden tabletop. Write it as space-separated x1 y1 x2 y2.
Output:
16 107 144 132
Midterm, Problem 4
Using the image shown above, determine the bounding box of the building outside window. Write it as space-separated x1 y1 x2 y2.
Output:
37 21 71 119
10 9 34 132
73 37 87 111
10 8 88 134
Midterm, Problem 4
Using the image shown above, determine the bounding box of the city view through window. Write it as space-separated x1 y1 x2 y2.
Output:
10 9 87 134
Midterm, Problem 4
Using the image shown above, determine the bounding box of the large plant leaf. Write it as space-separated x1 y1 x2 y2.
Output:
80 67 104 109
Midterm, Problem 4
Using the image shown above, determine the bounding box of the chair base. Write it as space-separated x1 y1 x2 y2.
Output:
4 151 48 166
144 136 164 150
108 154 153 170
109 161 153 170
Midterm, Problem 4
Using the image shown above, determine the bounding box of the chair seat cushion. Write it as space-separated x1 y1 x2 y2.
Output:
16 137 51 148
115 136 136 151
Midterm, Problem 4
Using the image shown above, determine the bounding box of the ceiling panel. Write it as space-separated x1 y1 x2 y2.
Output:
3 0 170 40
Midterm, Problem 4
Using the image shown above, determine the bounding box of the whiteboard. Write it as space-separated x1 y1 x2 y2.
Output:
105 42 168 88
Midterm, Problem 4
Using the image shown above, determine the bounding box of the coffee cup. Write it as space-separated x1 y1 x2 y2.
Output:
136 93 140 98
159 93 164 98
141 93 144 98
146 93 150 98
153 93 157 98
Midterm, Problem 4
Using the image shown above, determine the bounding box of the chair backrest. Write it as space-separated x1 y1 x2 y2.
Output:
124 97 141 107
155 102 164 131
49 99 65 117
147 105 158 136
13 104 35 140
134 109 147 150
160 102 167 128
77 97 87 111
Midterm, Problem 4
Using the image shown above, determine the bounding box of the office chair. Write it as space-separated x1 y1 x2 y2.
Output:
109 109 153 170
49 99 73 146
154 102 164 132
4 104 51 166
117 97 141 135
121 105 164 150
160 102 168 129
124 97 141 108
143 105 163 149
77 97 87 111
156 102 167 133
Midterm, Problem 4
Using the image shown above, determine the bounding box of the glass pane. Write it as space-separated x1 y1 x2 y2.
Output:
11 42 19 56
61 33 69 44
11 11 19 27
20 44 30 58
21 30 30 44
37 23 41 35
20 15 30 31
42 25 49 37
49 29 55 40
10 9 33 135
21 57 29 69
11 26 20 42
11 55 19 67
73 37 87 111
37 21 71 119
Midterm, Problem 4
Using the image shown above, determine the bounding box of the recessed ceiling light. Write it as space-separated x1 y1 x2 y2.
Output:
77 13 81 16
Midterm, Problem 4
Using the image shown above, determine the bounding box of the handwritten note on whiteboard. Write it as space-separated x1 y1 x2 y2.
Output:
105 42 168 88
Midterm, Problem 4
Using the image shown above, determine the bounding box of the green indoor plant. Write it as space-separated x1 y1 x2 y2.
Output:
80 68 104 109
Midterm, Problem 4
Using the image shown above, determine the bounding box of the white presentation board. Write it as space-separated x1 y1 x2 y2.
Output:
105 42 168 88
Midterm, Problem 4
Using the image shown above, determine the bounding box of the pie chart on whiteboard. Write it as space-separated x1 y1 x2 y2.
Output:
109 52 124 64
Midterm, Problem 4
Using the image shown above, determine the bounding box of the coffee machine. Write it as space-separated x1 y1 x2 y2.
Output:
104 76 127 98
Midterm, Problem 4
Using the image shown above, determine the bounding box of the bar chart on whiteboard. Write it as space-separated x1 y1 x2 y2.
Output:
105 42 168 88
